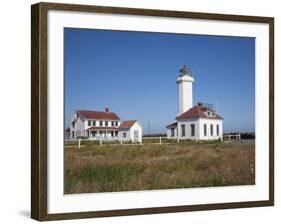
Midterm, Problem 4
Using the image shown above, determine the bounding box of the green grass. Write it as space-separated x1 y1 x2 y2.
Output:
65 163 144 193
64 140 255 194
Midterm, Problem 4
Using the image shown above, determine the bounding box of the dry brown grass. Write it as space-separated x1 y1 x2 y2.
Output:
64 140 255 194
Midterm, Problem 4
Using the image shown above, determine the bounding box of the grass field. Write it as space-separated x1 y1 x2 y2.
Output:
64 140 255 194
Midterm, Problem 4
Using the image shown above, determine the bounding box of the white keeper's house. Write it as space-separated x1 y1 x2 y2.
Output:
65 107 142 143
166 65 223 140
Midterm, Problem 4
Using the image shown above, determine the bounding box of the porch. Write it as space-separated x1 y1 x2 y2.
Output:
86 126 119 140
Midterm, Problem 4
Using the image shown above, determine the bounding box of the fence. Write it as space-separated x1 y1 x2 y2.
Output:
222 133 241 141
65 133 241 149
65 138 120 148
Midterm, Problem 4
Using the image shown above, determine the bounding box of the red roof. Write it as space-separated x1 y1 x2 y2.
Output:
86 126 119 131
119 120 137 129
77 110 120 120
176 104 223 120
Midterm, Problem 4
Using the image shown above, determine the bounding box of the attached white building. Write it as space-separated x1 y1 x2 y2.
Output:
166 65 223 140
66 107 143 142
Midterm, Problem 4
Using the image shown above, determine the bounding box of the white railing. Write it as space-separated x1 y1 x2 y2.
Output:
142 136 168 145
65 137 140 148
65 133 241 148
88 136 119 141
223 133 241 141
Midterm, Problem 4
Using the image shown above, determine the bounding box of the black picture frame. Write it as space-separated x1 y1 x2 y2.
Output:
31 2 274 221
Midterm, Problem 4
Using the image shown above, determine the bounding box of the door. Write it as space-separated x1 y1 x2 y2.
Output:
133 130 139 143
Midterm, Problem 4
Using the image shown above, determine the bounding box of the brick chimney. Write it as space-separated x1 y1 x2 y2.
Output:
105 107 109 113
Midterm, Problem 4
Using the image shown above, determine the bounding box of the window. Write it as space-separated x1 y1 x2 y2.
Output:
181 124 185 137
207 111 214 117
93 120 96 126
111 121 114 126
171 128 175 137
72 121 75 128
99 121 103 126
91 131 96 137
115 131 118 136
88 120 91 126
123 132 126 138
210 124 213 136
115 121 118 126
105 121 108 126
204 124 207 136
191 124 195 136
216 124 219 136
111 131 114 136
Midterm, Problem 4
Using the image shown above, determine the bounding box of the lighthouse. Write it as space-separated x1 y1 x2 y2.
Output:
176 65 194 115
166 65 223 141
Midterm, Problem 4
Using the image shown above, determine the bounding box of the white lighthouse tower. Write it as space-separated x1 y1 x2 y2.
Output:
176 65 194 115
166 66 223 140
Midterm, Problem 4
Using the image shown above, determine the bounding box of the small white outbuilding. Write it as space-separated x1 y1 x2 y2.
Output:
118 120 143 143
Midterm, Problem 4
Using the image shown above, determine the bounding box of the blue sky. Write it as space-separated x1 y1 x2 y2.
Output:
64 28 255 134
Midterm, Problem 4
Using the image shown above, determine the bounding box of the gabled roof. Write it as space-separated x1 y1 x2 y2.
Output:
77 110 120 120
176 104 223 120
166 122 177 129
119 120 137 130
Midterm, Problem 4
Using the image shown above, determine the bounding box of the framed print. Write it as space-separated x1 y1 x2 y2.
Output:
31 2 274 221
